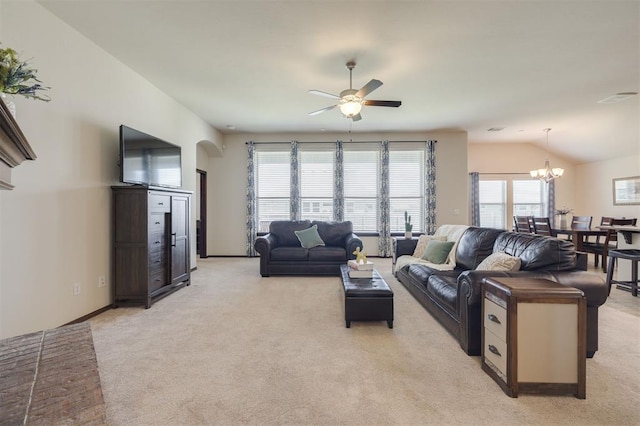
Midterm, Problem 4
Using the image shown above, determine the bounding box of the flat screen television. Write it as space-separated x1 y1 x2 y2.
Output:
119 125 182 188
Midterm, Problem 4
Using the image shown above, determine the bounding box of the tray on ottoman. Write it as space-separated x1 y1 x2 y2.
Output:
339 264 394 328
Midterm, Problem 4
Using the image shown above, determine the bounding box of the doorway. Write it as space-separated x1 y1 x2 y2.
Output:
197 169 207 258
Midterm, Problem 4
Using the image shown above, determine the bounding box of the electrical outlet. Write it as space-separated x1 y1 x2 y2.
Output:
98 275 106 288
73 282 81 296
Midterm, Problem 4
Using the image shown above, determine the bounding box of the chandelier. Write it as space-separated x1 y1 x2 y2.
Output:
530 128 564 182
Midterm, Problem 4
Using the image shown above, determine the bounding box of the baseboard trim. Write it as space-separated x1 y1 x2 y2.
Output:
63 305 112 326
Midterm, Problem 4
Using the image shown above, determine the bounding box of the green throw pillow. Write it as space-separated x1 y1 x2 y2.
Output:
294 224 325 249
421 240 455 264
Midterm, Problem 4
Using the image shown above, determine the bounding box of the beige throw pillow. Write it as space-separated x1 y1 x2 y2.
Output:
476 252 521 271
412 235 447 258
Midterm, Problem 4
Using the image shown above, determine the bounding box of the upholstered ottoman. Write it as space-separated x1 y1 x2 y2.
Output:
339 264 394 328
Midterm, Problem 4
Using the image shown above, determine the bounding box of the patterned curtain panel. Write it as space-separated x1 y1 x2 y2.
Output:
425 140 437 234
547 179 556 222
378 140 391 257
470 172 480 226
333 140 344 221
290 140 300 220
245 141 257 257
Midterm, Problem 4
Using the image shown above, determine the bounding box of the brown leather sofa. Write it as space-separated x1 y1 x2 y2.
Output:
255 220 363 277
393 227 609 357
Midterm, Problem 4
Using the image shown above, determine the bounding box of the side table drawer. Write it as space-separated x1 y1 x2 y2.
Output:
484 329 507 377
484 297 507 341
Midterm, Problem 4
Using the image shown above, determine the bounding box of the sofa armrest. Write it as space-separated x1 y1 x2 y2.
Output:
344 233 363 259
254 233 277 259
392 237 418 265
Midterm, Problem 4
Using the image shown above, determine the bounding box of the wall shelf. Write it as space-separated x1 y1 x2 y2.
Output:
0 97 37 190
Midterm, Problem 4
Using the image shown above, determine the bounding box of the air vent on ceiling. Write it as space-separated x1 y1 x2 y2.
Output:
597 92 638 104
487 127 504 132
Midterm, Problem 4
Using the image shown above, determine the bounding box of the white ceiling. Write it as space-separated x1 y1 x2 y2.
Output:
39 0 639 163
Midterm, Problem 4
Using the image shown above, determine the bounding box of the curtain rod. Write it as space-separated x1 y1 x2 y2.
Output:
245 140 436 145
476 172 531 175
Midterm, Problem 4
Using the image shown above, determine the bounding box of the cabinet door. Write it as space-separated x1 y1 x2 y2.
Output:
170 194 190 284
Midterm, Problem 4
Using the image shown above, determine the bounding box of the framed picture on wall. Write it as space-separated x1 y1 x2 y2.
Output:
613 176 640 205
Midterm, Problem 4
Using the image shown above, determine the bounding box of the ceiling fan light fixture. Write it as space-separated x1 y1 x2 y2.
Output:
339 99 362 117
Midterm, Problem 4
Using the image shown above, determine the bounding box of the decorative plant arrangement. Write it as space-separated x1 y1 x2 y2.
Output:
555 207 573 229
404 211 413 238
555 207 573 216
0 44 50 102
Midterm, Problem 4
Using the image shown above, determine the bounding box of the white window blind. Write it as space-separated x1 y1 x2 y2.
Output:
300 150 334 221
479 180 506 229
513 180 545 217
344 150 378 232
255 149 290 232
389 149 424 232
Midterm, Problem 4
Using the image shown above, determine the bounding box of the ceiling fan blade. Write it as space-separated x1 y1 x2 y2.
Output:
308 104 338 116
308 90 341 100
355 79 383 98
363 100 402 108
351 113 362 122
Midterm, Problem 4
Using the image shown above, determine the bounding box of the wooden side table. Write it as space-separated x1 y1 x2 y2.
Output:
482 277 586 399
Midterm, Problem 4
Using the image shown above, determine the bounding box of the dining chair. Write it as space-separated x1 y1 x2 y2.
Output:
571 215 592 230
563 215 593 242
513 216 533 233
582 217 614 267
583 218 637 273
532 217 554 236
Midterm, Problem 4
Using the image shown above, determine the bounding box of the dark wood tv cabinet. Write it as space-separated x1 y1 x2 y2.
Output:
112 186 191 308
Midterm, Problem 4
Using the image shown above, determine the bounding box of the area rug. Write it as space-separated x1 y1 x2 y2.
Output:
0 322 106 425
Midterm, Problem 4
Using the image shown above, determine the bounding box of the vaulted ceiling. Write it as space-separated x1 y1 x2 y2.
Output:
39 0 639 163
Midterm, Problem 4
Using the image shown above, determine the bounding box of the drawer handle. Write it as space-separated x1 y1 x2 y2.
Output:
488 344 501 357
158 202 164 205
487 314 501 324
155 241 161 245
155 221 161 225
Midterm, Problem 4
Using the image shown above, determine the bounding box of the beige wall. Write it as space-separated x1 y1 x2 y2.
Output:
0 1 222 338
468 142 640 224
575 155 640 221
205 131 469 256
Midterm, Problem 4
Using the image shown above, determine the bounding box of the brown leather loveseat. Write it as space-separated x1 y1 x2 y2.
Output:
394 227 609 357
255 220 363 277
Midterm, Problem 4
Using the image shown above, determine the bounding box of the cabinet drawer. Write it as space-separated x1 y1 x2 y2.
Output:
149 194 170 212
484 329 507 377
484 297 507 341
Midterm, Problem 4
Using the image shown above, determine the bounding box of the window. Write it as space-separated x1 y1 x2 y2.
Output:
343 149 378 232
389 149 424 233
300 150 333 221
255 149 290 233
479 180 507 229
253 141 431 234
478 175 546 229
513 179 545 217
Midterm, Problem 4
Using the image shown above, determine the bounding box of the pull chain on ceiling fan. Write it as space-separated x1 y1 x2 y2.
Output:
308 61 401 122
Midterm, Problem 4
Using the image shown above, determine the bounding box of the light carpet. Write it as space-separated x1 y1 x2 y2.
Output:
89 257 639 425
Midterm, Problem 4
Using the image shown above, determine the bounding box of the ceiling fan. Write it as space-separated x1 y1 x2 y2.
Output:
308 61 401 122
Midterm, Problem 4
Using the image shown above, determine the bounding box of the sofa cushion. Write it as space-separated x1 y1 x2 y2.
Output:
269 220 312 246
413 235 447 258
493 231 576 271
421 240 455 264
426 275 458 314
294 224 325 249
455 227 504 270
312 221 353 247
270 246 309 261
308 246 346 262
476 252 521 271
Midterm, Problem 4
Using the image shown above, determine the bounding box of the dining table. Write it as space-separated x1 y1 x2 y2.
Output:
552 227 608 251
